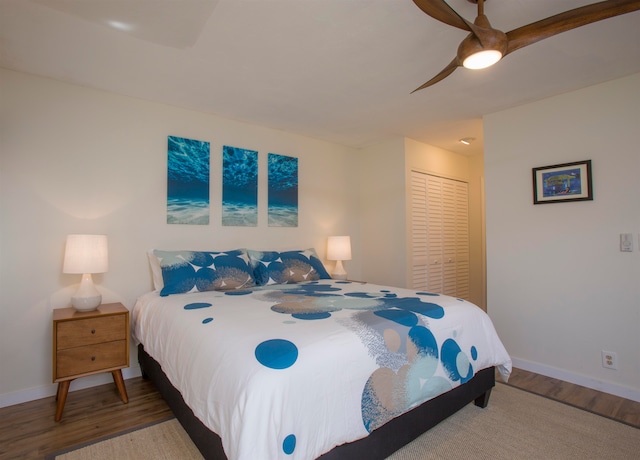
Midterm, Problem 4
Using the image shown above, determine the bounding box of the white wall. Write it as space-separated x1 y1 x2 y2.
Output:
484 73 640 401
357 137 407 287
0 69 362 406
467 152 486 309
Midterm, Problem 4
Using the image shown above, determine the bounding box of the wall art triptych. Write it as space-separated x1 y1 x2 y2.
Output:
166 136 298 227
167 135 210 225
222 146 258 227
267 153 298 228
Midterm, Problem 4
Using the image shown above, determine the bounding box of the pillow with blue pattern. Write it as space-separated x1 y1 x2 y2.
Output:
153 249 256 296
247 248 331 286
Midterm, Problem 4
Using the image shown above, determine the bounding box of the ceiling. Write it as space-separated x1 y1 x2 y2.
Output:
1 0 639 156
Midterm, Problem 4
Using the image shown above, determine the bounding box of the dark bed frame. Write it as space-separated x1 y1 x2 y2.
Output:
138 344 495 460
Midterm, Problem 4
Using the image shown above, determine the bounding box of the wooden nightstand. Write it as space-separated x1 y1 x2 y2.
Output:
52 303 130 421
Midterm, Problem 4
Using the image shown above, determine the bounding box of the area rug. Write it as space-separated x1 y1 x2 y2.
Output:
47 384 639 460
45 418 202 460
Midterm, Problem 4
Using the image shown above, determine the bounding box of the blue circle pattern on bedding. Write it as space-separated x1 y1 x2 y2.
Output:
181 281 479 456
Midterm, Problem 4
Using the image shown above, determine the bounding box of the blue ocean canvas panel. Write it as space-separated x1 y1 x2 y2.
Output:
268 153 298 227
167 136 210 225
222 146 258 227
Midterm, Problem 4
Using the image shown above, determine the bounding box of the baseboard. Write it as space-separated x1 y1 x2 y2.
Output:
0 365 142 409
512 357 640 403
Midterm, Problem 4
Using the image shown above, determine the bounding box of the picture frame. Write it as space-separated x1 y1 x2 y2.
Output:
532 160 593 204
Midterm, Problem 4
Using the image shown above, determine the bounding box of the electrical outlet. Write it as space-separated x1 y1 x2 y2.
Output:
602 351 618 370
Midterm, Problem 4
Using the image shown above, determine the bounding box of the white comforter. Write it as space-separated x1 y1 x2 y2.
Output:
133 280 511 460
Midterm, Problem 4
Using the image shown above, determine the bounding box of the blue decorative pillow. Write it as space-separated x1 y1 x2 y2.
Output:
247 248 331 286
153 249 256 296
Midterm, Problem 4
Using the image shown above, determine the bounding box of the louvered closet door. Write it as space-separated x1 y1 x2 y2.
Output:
426 177 444 293
454 180 470 299
410 171 469 299
410 174 429 290
441 178 457 296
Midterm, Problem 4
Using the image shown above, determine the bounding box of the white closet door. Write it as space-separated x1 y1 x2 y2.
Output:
426 176 444 293
454 180 470 299
410 171 469 299
410 174 429 290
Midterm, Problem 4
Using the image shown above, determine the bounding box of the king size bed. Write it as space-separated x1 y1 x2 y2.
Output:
133 248 511 459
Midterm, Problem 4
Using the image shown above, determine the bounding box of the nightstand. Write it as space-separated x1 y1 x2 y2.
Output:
52 303 130 421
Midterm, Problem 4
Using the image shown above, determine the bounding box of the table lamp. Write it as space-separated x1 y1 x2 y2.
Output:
63 234 108 311
327 236 351 280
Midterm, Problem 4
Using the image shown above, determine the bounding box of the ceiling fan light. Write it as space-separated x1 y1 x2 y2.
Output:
463 50 502 69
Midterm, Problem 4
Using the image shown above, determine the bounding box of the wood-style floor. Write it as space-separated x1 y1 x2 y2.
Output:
1 368 638 459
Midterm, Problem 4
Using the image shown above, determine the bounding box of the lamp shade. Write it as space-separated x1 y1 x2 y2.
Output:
327 236 351 281
63 234 109 274
63 235 108 311
327 236 351 261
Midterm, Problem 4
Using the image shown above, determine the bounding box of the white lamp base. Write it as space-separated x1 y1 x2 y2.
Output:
331 260 348 280
71 295 102 311
71 273 102 311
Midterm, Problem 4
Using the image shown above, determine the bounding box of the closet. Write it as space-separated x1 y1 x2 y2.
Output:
410 171 469 299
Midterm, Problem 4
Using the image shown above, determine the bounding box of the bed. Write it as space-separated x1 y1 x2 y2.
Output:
133 249 511 460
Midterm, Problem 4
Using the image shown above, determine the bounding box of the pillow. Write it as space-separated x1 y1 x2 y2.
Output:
152 249 256 296
148 250 164 291
247 248 331 286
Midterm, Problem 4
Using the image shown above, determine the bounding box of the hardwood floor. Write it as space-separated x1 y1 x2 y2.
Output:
504 368 640 428
0 368 638 459
0 377 172 459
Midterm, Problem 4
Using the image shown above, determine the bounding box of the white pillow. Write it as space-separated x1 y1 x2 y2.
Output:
148 250 164 291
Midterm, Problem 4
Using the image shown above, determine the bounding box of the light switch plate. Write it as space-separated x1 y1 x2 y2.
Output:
620 233 633 252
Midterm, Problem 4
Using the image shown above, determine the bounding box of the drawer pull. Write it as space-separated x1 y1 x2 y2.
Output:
91 356 96 361
91 329 96 334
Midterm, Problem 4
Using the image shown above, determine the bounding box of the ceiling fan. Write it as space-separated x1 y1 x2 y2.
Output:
412 0 640 92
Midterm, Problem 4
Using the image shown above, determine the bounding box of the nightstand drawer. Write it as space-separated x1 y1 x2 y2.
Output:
56 315 126 349
56 340 128 379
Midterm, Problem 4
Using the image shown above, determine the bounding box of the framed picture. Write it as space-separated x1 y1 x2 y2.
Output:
532 160 593 204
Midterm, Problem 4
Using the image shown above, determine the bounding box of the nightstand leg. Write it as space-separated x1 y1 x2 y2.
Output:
112 370 129 404
55 381 71 422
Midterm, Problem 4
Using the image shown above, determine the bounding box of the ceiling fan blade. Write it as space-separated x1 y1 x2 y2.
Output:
413 0 474 32
411 58 460 93
505 0 640 55
414 1 500 51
